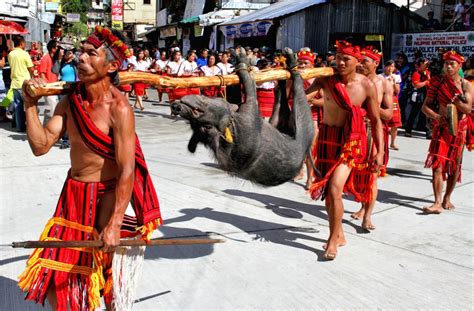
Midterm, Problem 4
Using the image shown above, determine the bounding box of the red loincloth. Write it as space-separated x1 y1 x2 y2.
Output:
388 96 402 127
466 112 474 151
345 118 389 203
309 77 369 201
19 84 163 309
425 121 467 182
424 76 468 181
257 88 275 118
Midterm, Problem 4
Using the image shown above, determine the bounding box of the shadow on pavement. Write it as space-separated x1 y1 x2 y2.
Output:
377 189 429 211
145 225 215 261
0 254 29 266
385 167 431 181
222 189 374 235
172 207 330 261
0 276 41 310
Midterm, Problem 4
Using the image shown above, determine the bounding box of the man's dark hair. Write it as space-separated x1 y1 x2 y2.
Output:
396 52 408 64
384 59 395 67
13 35 25 47
416 57 429 66
47 40 58 53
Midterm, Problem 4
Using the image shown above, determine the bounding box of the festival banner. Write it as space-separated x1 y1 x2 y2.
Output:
391 31 474 61
111 0 124 30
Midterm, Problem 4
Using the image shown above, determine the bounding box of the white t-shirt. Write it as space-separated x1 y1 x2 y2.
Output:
201 65 222 76
254 67 275 89
167 60 183 75
379 73 401 84
134 59 151 72
178 60 198 76
216 62 234 75
155 59 168 71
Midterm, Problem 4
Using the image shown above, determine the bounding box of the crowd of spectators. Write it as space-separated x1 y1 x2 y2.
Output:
1 34 474 151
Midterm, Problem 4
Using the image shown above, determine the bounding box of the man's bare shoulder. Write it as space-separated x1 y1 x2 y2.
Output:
358 73 375 89
110 87 132 112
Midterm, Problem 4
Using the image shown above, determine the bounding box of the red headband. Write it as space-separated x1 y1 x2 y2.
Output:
335 40 361 60
297 51 316 64
361 46 382 62
86 26 131 63
443 50 464 64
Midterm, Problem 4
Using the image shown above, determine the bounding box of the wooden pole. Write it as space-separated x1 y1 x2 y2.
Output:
26 67 335 97
10 238 225 249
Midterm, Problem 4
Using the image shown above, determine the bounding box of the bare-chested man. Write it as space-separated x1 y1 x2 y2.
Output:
421 50 472 214
18 26 162 310
350 47 393 230
306 41 384 260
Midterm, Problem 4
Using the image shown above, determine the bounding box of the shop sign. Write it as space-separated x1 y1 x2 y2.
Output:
112 0 124 21
194 24 204 37
392 31 474 61
45 1 59 12
66 13 81 23
160 26 177 38
112 21 123 30
221 21 272 39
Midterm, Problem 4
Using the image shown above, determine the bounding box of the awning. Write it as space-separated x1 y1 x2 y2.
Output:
219 0 326 26
0 16 28 23
180 16 200 24
199 9 241 27
137 27 157 38
0 20 29 34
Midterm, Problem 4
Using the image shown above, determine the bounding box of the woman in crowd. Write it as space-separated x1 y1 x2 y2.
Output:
255 58 275 119
200 53 224 97
151 49 169 104
405 57 431 138
56 49 78 149
133 49 151 111
59 49 77 83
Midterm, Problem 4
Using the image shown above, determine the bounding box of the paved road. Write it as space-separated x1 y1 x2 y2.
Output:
0 91 473 310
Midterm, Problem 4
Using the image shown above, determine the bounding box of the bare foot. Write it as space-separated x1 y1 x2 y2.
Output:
323 237 342 261
351 208 365 220
442 200 455 210
305 179 313 190
423 203 443 214
361 220 376 231
390 144 399 150
323 235 347 250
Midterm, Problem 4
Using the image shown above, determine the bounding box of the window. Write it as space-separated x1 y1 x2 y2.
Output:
144 0 151 4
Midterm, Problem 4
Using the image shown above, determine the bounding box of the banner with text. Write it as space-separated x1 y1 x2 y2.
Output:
111 0 124 30
392 31 474 62
221 21 272 39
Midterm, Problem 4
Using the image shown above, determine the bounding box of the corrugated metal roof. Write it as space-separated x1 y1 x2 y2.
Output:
219 0 326 26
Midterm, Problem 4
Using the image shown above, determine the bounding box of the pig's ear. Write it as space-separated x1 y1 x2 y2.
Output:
188 133 199 153
229 104 239 113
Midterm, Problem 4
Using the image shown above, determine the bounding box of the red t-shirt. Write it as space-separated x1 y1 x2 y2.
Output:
39 54 58 83
411 70 430 89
